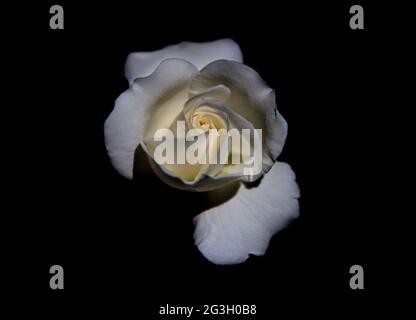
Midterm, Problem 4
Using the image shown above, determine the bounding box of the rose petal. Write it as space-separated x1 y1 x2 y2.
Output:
104 59 198 179
182 86 261 180
142 111 210 184
148 156 241 191
125 39 243 84
183 85 231 128
193 162 300 265
191 60 288 175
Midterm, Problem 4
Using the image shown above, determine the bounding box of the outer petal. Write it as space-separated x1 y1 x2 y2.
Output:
191 60 288 176
125 39 243 84
193 162 300 265
104 59 198 179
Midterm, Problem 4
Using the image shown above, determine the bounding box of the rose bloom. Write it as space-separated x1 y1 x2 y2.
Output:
104 39 300 265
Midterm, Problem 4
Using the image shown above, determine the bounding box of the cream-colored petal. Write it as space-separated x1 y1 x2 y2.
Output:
184 98 259 180
125 39 243 84
148 156 241 192
104 59 198 179
191 60 288 175
142 111 210 184
183 85 231 127
193 162 300 265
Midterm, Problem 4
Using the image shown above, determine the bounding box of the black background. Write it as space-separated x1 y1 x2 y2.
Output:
2 0 406 318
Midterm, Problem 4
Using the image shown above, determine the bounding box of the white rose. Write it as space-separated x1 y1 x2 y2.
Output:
104 39 300 265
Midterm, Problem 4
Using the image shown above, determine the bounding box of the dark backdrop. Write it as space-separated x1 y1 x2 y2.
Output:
3 1 401 318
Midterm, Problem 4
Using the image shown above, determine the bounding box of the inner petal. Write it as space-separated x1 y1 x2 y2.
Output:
192 113 216 131
192 108 228 131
